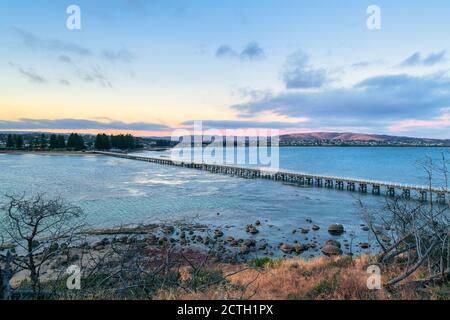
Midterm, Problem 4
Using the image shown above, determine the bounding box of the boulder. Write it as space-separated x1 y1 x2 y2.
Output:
321 244 343 256
280 243 293 254
294 243 308 254
325 239 342 248
240 245 250 254
246 224 259 234
359 242 370 249
328 224 345 236
312 225 320 231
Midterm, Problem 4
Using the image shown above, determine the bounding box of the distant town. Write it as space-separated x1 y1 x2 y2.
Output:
0 131 449 152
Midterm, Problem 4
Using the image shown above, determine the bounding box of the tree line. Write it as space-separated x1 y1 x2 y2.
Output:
3 133 140 151
94 134 137 150
4 133 86 150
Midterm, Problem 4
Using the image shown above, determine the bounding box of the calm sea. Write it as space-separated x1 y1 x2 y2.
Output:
1 147 448 254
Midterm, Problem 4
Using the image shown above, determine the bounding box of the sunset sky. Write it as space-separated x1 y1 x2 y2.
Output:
1 0 450 138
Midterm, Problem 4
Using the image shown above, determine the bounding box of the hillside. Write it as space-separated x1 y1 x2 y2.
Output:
279 132 450 146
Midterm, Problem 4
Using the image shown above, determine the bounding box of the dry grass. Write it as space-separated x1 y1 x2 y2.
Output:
155 255 447 300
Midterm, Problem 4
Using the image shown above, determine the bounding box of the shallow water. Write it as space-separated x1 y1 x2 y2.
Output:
0 147 448 256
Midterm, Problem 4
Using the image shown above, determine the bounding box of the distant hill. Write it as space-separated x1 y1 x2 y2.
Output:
279 132 450 146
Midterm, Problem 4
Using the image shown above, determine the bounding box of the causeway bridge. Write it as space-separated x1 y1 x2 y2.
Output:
94 151 449 203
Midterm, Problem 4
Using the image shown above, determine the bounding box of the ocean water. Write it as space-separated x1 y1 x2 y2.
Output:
0 147 448 254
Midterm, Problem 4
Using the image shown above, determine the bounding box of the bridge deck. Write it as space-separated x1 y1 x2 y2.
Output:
94 151 449 199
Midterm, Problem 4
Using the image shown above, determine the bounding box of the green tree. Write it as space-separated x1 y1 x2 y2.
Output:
6 134 14 149
39 134 47 149
15 135 23 149
49 134 58 149
57 135 66 149
94 134 111 150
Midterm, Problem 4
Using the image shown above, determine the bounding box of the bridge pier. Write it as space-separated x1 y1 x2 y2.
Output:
402 189 411 199
336 181 344 190
437 192 446 204
347 182 356 191
359 183 368 193
372 185 380 195
387 187 396 197
419 191 428 202
325 179 334 188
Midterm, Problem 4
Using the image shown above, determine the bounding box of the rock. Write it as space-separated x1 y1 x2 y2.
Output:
246 224 259 234
325 239 342 248
225 236 235 243
292 229 297 234
306 218 312 223
214 229 224 238
158 236 168 245
312 225 320 231
381 236 391 243
360 242 370 249
163 226 175 235
145 234 157 244
321 244 343 256
255 220 261 226
203 237 210 245
258 242 268 251
294 243 308 254
240 245 250 254
49 243 59 252
230 240 239 247
301 228 310 234
361 226 370 232
179 232 186 239
243 239 256 247
328 224 345 236
280 243 293 254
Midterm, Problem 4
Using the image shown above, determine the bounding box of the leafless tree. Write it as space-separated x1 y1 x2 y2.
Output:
360 152 450 288
0 193 86 297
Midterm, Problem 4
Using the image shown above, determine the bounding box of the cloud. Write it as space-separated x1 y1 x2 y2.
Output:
12 27 92 56
0 118 170 131
215 42 265 61
101 49 135 63
9 63 46 83
58 54 72 64
59 78 70 86
232 73 450 128
282 50 327 89
215 45 238 59
400 51 447 67
239 42 265 61
76 65 112 88
181 120 306 130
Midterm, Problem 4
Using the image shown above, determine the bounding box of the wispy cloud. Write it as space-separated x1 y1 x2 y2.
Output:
12 27 92 56
9 63 46 84
101 49 135 63
400 51 447 67
76 65 112 88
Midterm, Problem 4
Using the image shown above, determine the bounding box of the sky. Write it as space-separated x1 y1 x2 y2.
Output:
0 0 450 138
